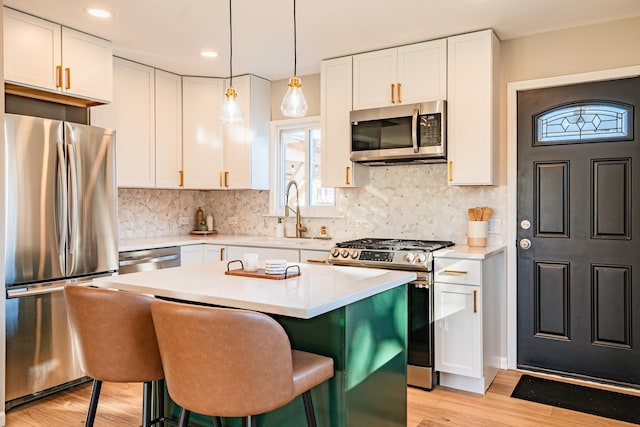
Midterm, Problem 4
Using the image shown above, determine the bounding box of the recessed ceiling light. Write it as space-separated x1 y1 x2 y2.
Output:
87 8 111 18
201 51 219 58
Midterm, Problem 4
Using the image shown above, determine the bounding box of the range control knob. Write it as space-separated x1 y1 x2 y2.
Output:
404 252 416 263
416 253 427 264
331 248 341 258
341 249 351 258
351 250 359 259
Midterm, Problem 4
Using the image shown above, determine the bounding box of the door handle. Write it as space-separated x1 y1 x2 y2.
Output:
345 166 350 185
397 82 402 103
220 247 225 261
391 83 395 104
447 160 453 182
65 67 71 90
224 171 229 188
56 65 63 88
519 239 532 250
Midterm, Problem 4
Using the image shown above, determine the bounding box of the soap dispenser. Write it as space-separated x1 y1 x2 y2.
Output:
275 218 285 237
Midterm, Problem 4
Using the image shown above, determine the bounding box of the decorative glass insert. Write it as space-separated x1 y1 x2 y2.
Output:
535 102 632 144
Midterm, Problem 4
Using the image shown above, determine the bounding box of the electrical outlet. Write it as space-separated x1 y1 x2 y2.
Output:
227 216 238 225
179 216 190 225
488 219 501 234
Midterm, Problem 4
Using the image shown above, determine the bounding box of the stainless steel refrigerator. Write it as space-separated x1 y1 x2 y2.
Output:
4 113 118 409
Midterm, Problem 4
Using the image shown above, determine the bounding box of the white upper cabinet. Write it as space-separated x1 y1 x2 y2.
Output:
60 27 112 102
221 75 271 190
320 56 368 188
447 29 500 186
3 8 112 103
155 70 183 189
182 76 225 189
352 39 447 110
91 58 155 187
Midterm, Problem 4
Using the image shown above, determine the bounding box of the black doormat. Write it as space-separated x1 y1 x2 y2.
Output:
511 374 640 424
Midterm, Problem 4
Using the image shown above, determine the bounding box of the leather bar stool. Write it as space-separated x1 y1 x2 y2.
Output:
150 299 335 427
64 285 168 427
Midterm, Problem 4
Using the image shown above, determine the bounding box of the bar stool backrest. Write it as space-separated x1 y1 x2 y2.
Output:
64 285 164 383
151 300 296 417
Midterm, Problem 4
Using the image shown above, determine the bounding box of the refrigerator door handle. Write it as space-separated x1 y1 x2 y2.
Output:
67 142 79 257
7 285 67 298
56 141 68 256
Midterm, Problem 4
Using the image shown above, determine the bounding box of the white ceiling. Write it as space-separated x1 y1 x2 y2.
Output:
5 0 640 81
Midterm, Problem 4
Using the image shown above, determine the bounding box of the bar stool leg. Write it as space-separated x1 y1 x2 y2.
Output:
142 381 153 427
241 416 257 427
178 408 190 427
302 391 317 427
157 379 166 427
85 379 102 427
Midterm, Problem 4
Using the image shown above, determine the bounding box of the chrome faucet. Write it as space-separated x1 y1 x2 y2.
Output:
284 180 307 238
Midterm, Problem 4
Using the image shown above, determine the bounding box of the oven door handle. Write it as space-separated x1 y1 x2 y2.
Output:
412 109 419 153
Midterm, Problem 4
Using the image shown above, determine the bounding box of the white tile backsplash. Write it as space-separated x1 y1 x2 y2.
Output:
118 164 506 246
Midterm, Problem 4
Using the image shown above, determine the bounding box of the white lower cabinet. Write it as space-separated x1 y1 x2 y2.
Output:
204 244 227 263
225 246 299 263
300 249 330 264
180 245 204 266
178 244 325 266
434 250 504 394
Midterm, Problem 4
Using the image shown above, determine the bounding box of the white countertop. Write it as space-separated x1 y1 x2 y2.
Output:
119 234 335 252
433 245 505 260
93 261 416 319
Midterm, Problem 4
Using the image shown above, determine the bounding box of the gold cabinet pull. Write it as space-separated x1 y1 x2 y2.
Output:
391 83 395 104
56 66 62 88
179 170 184 187
306 259 327 264
65 68 71 90
219 171 223 188
345 166 350 185
473 290 478 313
443 269 468 275
220 247 225 261
397 82 402 103
448 160 453 182
224 171 229 188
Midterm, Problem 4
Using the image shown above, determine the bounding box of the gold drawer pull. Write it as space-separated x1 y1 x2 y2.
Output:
306 259 327 264
443 269 468 275
391 83 395 104
345 166 350 185
473 290 478 313
448 160 453 182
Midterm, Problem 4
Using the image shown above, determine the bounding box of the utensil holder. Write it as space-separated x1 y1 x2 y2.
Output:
467 221 488 247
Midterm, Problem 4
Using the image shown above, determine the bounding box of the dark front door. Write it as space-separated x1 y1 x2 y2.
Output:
517 76 640 386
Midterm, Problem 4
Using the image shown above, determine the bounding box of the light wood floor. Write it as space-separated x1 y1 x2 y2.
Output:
7 370 640 426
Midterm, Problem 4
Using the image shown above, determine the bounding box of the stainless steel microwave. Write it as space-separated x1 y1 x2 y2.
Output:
350 100 446 165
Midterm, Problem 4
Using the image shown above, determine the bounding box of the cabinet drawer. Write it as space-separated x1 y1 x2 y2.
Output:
434 258 481 285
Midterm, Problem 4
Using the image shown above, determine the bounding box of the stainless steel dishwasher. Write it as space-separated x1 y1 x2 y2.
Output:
118 246 181 274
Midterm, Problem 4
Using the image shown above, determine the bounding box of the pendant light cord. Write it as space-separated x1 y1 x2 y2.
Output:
293 0 297 77
229 0 233 86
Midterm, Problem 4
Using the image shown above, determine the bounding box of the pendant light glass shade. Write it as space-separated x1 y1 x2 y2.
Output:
220 0 243 123
281 0 307 118
220 86 243 123
281 76 308 117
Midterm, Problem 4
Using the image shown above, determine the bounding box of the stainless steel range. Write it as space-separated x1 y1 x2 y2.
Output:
328 238 454 390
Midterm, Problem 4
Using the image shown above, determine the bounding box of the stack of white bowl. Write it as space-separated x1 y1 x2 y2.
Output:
264 259 288 275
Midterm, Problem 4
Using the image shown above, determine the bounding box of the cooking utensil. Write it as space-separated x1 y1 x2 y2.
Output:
481 207 493 221
468 208 476 221
474 207 483 222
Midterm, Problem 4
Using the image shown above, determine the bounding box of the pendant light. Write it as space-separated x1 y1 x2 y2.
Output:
280 0 308 118
220 0 243 123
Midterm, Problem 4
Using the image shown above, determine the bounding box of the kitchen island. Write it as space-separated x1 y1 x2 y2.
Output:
93 261 415 427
